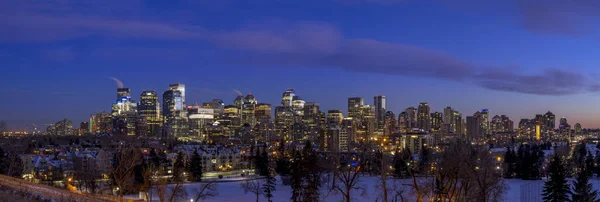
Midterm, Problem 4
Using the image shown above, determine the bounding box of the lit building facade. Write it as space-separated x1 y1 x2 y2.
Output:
417 103 431 132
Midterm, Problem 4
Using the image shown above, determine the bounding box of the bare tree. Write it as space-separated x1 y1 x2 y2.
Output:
193 181 218 202
335 164 365 202
156 176 187 202
430 141 507 202
375 151 390 202
242 179 264 202
111 146 142 200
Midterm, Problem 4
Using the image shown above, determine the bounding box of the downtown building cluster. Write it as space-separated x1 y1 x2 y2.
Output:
40 84 589 153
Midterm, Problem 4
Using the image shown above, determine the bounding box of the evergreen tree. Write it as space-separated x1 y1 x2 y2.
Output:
542 155 571 202
188 149 203 182
419 147 430 175
290 150 303 202
149 148 159 168
394 149 412 178
173 151 186 182
503 147 515 178
516 144 525 179
572 164 600 202
262 150 276 202
302 141 321 202
276 140 291 176
586 152 595 177
0 147 5 174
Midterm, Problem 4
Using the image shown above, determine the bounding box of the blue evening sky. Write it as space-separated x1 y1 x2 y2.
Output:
1 0 600 130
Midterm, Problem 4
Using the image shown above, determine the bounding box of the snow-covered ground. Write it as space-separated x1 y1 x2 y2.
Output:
131 177 600 202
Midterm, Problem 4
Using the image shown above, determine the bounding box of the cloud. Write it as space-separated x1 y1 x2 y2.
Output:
2 1 597 96
515 0 600 36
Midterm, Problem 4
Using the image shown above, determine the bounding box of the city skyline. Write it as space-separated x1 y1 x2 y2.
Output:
2 1 600 129
0 82 585 132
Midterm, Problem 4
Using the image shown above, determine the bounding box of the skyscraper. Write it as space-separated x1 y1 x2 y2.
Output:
348 97 364 118
169 83 186 106
417 103 430 131
384 111 396 136
281 88 295 107
466 116 481 140
374 95 386 129
430 112 443 132
480 109 490 135
255 103 272 125
544 111 556 130
138 90 161 136
405 107 418 129
327 110 344 127
117 88 131 100
162 84 188 137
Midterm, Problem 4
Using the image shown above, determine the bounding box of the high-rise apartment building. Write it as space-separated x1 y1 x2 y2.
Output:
480 109 490 135
544 111 556 130
405 107 418 129
430 112 443 132
466 116 481 140
384 111 396 136
417 103 431 131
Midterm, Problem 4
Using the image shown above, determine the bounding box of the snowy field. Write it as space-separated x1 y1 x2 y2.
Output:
131 177 600 202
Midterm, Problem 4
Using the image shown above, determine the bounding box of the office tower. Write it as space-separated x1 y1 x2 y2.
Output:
384 111 396 136
327 110 344 127
223 105 240 127
138 90 161 136
275 106 294 140
162 85 188 137
255 103 272 125
242 94 258 126
417 103 431 131
169 83 186 106
466 116 481 140
111 87 137 136
209 99 225 118
348 97 364 118
374 95 386 129
188 107 215 139
303 102 321 140
281 88 295 107
117 88 131 100
480 109 490 135
292 96 306 123
430 112 443 132
544 111 556 130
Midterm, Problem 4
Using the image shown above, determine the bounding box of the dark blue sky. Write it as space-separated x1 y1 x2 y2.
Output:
1 0 600 130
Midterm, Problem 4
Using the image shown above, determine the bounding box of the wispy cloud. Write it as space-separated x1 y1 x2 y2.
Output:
1 0 597 96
